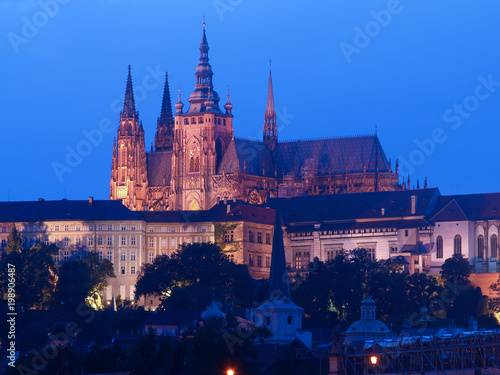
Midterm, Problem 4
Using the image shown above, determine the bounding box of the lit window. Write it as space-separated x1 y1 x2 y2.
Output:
224 230 234 242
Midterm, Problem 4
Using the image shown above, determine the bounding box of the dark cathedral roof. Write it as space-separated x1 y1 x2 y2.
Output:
217 135 391 178
147 151 172 187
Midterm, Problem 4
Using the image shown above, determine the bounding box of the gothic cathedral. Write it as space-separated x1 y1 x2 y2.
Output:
110 25 401 211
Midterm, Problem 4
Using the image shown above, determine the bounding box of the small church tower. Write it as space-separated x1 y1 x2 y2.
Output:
252 208 304 344
110 66 148 210
263 65 277 151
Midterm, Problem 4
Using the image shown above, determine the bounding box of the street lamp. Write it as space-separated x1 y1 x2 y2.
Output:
227 370 234 375
370 355 378 366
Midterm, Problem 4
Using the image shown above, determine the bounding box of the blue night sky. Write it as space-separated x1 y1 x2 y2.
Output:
2 0 500 201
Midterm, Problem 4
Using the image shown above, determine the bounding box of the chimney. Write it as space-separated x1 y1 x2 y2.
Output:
89 196 93 206
224 197 227 205
411 195 417 214
233 196 237 203
227 205 231 214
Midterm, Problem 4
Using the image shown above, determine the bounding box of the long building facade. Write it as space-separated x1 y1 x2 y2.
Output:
1 189 500 307
109 24 400 212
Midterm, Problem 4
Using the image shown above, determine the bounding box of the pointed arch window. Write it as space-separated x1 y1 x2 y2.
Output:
454 234 462 255
491 234 498 260
436 235 443 259
478 235 484 259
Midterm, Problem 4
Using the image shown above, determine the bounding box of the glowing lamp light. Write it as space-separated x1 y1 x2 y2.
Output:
370 355 378 366
227 370 234 375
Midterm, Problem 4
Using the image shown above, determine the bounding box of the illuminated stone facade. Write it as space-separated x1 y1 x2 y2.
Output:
110 25 400 212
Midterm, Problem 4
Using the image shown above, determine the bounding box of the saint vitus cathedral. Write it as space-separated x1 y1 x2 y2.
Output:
110 25 401 211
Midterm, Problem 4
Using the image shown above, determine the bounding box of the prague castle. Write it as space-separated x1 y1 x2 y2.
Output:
110 24 400 212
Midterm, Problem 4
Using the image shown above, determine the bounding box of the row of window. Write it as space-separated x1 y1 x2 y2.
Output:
248 254 271 268
148 225 209 233
181 117 226 125
248 231 271 244
6 224 140 233
435 234 498 259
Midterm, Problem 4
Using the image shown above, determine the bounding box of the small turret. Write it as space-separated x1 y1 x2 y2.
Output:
175 89 184 114
224 88 233 115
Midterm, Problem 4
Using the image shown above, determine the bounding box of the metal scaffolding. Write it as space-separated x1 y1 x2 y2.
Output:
337 331 500 374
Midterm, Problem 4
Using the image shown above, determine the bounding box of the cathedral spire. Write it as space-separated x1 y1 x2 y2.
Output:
268 207 290 302
263 62 277 150
155 72 174 152
186 21 222 113
122 65 137 119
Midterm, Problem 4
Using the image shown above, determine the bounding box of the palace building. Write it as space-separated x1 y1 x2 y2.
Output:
109 24 401 212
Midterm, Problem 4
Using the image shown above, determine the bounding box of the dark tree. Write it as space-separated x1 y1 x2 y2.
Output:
440 254 472 286
135 242 254 310
0 227 58 309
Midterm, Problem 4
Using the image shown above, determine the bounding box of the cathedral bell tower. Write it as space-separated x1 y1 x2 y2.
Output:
110 66 148 210
170 22 234 211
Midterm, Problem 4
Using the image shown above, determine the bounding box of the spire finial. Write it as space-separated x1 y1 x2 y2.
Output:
375 124 378 135
203 14 206 29
122 65 137 119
